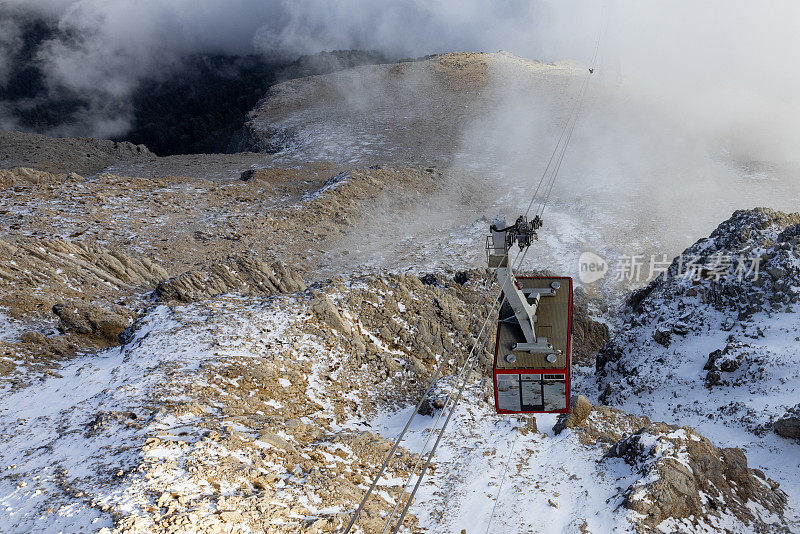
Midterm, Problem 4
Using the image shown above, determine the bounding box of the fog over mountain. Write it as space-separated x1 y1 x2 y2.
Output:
1 0 799 164
4 3 800 533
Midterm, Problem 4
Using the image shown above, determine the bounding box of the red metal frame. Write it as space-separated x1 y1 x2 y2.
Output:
493 276 573 415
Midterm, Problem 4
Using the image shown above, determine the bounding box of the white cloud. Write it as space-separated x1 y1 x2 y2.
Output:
0 0 798 151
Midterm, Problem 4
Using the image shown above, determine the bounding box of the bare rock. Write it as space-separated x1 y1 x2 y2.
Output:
705 370 722 386
310 294 352 336
258 431 298 454
419 273 439 286
671 321 689 335
571 288 610 365
0 238 167 294
553 395 593 434
569 405 651 446
20 331 48 345
453 271 469 285
605 423 787 529
520 415 538 435
774 406 800 441
52 302 130 343
155 259 305 302
777 223 800 242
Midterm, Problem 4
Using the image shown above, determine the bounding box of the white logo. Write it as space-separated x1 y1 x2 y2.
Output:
578 251 608 284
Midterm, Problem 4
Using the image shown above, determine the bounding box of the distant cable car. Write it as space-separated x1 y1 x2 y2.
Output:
487 216 573 414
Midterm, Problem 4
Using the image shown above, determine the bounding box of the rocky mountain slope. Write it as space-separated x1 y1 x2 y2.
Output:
1 52 800 534
2 167 795 533
0 163 491 279
598 208 800 432
1 272 496 533
0 130 153 176
597 207 800 528
230 52 579 169
4 260 785 533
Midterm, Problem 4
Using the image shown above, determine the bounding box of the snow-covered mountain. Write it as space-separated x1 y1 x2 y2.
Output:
2 52 800 533
598 208 800 529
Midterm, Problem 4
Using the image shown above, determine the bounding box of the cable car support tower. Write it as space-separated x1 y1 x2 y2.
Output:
487 215 561 358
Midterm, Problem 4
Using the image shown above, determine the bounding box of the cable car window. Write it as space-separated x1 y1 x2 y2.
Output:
543 376 566 411
520 374 543 410
497 374 521 411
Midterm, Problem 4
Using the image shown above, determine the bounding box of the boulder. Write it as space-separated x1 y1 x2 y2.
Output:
605 423 787 529
258 431 298 454
774 406 800 441
653 326 672 347
419 273 439 286
417 399 434 416
52 302 130 343
553 395 593 434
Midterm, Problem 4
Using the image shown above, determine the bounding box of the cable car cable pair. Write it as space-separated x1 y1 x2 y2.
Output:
381 296 501 533
389 312 498 533
388 243 535 533
347 17 605 529
343 264 506 534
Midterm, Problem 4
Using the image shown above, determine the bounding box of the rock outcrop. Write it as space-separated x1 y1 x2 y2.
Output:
155 259 305 302
597 208 800 435
0 237 169 381
310 294 354 336
572 287 610 364
0 237 167 323
606 423 787 531
547 401 790 530
0 130 153 175
774 405 800 441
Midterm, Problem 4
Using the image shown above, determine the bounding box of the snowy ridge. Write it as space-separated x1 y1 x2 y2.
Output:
3 264 772 533
598 208 800 530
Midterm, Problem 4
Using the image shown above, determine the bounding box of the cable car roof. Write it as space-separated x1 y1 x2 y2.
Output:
495 276 572 371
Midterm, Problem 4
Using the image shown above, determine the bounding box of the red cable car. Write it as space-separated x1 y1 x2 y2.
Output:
487 217 573 414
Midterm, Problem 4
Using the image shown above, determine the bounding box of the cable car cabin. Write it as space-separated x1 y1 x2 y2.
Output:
493 276 572 414
486 216 573 414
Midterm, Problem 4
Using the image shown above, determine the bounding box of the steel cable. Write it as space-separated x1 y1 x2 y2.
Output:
485 416 521 534
348 10 606 529
344 256 505 533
